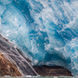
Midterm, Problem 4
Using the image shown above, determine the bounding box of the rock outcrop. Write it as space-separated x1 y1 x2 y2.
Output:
34 66 72 76
0 53 21 76
0 34 38 76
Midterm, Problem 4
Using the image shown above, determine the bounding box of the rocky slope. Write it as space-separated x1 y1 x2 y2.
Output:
0 53 21 76
0 34 38 76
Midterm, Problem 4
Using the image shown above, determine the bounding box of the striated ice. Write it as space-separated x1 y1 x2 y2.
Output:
0 0 78 75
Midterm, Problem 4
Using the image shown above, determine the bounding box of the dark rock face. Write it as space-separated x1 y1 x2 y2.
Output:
0 34 38 76
34 66 72 76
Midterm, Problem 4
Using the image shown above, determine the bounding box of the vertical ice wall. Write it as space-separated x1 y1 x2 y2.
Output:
0 0 78 75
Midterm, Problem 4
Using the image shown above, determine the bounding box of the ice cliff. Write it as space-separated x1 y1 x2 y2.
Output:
0 0 78 75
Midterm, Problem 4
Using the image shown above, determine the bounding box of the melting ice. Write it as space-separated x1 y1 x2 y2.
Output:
0 0 78 75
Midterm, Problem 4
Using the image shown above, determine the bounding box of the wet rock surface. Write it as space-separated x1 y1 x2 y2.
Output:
0 34 38 76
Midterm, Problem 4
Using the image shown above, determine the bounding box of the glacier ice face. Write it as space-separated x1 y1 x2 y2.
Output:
0 0 78 75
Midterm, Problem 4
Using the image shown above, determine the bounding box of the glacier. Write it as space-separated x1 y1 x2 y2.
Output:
0 0 78 75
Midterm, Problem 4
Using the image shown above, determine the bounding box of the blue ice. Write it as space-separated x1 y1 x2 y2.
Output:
0 0 78 75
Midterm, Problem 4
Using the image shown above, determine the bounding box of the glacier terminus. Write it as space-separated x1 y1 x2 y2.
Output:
0 0 78 76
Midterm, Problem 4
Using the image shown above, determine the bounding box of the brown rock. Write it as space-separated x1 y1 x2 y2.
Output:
0 53 22 76
0 34 38 76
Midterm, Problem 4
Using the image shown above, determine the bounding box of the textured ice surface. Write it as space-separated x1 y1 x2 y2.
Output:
0 0 78 75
